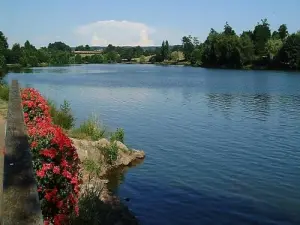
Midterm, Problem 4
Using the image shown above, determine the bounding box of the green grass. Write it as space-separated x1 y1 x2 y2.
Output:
48 99 75 130
110 128 125 143
70 115 106 141
82 159 102 177
0 99 7 118
0 84 9 102
101 142 118 165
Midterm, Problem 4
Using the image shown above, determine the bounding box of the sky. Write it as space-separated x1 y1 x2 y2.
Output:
1 0 300 47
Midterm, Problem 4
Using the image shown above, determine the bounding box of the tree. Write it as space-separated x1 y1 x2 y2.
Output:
253 19 271 56
272 31 280 40
240 34 255 65
165 40 170 60
171 51 180 62
48 41 71 52
75 54 82 64
277 33 300 69
278 24 288 40
9 43 22 64
24 40 36 51
0 31 8 64
266 39 283 59
190 46 203 66
139 55 146 64
0 54 6 68
0 31 8 51
182 35 194 61
224 22 236 35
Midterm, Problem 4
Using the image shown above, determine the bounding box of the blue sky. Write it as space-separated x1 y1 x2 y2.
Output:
1 0 300 47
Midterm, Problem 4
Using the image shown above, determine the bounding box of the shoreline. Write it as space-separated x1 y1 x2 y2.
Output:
3 62 300 73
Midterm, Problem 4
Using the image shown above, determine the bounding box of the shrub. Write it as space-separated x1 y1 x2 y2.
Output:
21 88 81 224
110 128 125 143
0 83 9 101
82 159 102 177
48 99 75 130
102 142 118 165
70 115 106 141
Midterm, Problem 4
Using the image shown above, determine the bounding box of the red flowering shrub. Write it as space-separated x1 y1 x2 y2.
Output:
21 88 81 225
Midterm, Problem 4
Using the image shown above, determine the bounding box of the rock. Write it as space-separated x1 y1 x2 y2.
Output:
115 141 129 151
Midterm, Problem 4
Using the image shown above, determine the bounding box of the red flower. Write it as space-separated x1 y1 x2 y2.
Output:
56 200 64 209
40 148 57 159
62 170 72 180
36 169 46 178
53 166 60 174
31 141 38 149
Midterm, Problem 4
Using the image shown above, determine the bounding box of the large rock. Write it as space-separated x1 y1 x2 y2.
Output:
71 137 145 174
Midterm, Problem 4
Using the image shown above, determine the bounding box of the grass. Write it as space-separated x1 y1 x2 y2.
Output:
101 142 119 165
0 83 9 102
0 99 7 118
82 159 102 177
0 83 9 118
110 128 125 143
70 115 106 141
48 99 75 130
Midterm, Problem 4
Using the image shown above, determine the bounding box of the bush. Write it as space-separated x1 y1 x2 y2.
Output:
48 99 75 130
102 142 118 165
21 88 81 224
82 159 102 177
0 83 9 101
110 128 125 143
70 115 106 141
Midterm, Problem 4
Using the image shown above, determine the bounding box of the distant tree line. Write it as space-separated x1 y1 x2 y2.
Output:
1 18 300 70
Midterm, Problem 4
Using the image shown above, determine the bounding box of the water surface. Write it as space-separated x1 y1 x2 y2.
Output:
5 64 300 225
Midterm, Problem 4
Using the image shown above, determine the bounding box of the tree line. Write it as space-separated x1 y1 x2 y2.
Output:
1 18 300 70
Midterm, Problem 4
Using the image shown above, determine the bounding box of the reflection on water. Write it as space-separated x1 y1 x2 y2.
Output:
104 159 145 194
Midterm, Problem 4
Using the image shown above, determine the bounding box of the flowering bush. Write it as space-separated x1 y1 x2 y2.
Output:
21 88 81 225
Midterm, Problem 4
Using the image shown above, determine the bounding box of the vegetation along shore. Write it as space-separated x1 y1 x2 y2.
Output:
0 83 145 224
1 19 300 71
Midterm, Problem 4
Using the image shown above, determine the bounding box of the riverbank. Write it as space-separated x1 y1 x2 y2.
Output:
0 84 145 224
71 137 145 225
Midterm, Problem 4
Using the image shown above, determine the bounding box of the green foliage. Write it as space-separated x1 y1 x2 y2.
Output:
75 54 82 64
224 22 236 36
160 40 170 61
0 83 9 101
0 55 6 69
278 34 300 70
48 41 71 52
48 99 75 130
139 55 146 64
70 115 106 141
266 39 283 59
82 159 102 176
253 19 271 56
102 142 118 165
278 24 288 40
240 34 255 65
110 128 125 143
182 35 195 61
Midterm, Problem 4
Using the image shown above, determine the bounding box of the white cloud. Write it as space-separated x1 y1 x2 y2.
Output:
75 20 156 46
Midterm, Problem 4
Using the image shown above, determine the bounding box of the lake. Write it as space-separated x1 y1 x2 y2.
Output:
4 64 300 225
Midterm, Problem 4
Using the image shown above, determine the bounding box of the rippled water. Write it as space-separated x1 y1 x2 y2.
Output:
5 64 300 225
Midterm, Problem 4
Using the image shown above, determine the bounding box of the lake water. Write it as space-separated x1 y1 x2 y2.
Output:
4 64 300 225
